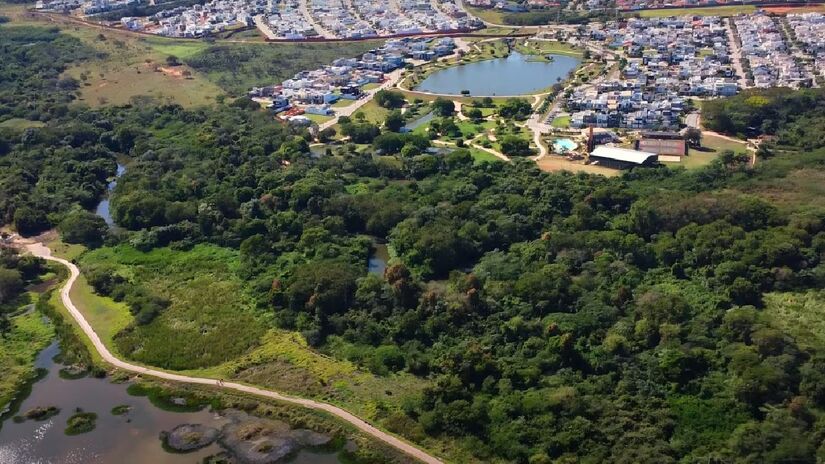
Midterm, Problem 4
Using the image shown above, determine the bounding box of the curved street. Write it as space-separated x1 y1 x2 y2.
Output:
16 238 445 464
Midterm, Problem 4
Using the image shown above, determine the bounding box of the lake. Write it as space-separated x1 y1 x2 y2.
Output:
94 163 126 228
415 52 580 96
0 341 343 464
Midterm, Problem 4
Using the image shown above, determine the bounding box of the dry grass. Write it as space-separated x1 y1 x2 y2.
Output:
0 9 223 107
537 156 620 177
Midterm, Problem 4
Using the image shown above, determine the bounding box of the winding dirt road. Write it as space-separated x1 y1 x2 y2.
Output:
17 239 444 464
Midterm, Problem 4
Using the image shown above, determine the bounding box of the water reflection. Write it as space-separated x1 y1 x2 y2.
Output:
0 342 342 464
368 243 390 276
94 163 125 228
416 52 580 96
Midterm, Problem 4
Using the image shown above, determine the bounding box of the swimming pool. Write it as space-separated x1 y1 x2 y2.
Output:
553 138 578 153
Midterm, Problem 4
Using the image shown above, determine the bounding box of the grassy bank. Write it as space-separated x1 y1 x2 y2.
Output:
0 311 54 411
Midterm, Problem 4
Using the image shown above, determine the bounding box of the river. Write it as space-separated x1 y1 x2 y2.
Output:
0 341 342 464
415 52 580 96
94 162 125 227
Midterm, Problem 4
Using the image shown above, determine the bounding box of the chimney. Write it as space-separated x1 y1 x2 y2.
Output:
587 125 594 153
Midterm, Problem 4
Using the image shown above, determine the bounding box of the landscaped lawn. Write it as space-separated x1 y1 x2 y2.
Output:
305 113 334 123
667 133 750 170
515 40 584 58
550 115 571 128
351 99 391 124
470 148 502 164
332 99 355 108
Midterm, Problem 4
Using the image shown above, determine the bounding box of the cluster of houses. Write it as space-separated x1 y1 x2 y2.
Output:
248 37 455 119
308 0 479 38
568 16 738 129
115 0 267 36
35 0 137 15
262 0 317 39
787 13 825 84
311 0 375 38
615 0 803 12
733 12 813 88
34 0 84 13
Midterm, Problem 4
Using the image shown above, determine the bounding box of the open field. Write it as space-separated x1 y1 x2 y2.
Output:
746 167 825 213
351 99 392 124
0 10 222 106
514 39 584 57
762 4 825 14
663 133 750 170
470 148 503 163
537 155 620 176
0 8 382 102
179 40 381 95
466 6 513 24
633 5 757 17
305 112 334 123
0 118 46 131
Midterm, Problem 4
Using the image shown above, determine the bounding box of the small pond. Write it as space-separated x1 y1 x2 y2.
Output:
94 163 126 228
368 243 390 276
0 341 343 464
415 52 580 96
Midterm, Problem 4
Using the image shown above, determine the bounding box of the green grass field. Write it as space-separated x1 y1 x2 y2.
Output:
304 112 334 123
42 24 224 107
470 148 502 164
351 99 391 124
670 133 749 170
515 39 584 58
550 115 570 128
0 118 46 131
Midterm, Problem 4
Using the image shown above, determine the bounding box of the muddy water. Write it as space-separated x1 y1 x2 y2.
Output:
0 342 342 464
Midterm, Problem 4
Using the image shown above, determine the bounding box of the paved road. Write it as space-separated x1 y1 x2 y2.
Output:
685 112 700 129
16 238 445 464
299 0 335 38
724 18 748 89
254 14 277 40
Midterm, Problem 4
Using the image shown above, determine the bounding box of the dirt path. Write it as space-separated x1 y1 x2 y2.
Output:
15 238 444 464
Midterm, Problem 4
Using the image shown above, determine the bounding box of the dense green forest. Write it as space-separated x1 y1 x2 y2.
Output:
703 88 825 151
6 19 825 463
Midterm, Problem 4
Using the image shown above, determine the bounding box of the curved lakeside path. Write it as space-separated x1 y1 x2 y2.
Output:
16 238 444 464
